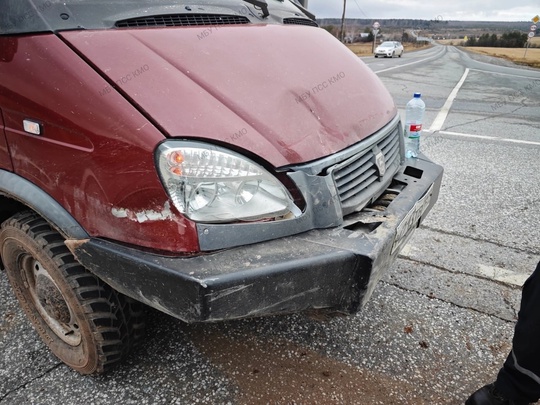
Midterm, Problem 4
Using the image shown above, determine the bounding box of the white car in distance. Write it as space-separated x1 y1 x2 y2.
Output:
374 41 404 58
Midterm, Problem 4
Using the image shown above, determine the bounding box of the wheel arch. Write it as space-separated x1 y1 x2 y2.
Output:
0 170 89 242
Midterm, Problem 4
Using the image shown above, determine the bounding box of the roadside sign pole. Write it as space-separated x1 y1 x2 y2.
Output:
372 29 379 52
525 24 537 58
372 22 380 53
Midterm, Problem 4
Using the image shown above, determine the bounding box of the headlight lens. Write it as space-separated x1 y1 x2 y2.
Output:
156 142 298 223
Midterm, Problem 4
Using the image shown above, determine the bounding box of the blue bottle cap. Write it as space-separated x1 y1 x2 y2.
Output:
414 93 422 98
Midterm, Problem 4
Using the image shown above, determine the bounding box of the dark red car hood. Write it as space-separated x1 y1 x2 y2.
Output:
62 25 396 167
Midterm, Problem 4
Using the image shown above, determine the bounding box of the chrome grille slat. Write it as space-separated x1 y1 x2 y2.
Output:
340 171 378 201
334 157 374 198
381 135 399 155
335 162 374 192
378 132 396 150
333 154 372 182
385 142 400 164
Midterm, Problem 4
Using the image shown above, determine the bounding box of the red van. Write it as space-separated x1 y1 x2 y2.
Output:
0 0 443 374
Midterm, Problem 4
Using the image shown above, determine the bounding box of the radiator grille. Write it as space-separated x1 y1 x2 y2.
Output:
330 124 401 215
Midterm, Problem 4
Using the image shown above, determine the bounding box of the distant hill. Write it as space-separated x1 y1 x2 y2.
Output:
317 19 533 42
317 18 531 31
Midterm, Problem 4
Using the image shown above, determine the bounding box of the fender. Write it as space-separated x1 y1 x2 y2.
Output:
0 170 89 239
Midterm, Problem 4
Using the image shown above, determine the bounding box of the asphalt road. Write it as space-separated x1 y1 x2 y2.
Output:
1 45 539 404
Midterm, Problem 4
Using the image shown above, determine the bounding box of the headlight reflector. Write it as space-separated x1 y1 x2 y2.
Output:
157 142 298 223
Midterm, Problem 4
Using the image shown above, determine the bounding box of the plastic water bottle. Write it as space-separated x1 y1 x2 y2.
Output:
404 93 425 158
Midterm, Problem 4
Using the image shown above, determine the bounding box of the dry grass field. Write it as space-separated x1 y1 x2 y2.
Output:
436 37 540 68
346 42 375 55
436 39 460 46
466 46 540 69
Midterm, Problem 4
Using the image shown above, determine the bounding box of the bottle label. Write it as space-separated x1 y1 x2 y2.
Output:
409 123 422 132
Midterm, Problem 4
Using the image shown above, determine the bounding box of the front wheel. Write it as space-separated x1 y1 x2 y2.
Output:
0 211 145 374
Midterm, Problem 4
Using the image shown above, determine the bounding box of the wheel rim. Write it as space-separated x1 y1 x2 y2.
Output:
19 254 82 346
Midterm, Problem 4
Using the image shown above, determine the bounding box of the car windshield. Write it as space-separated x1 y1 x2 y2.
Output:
380 42 395 47
0 0 314 35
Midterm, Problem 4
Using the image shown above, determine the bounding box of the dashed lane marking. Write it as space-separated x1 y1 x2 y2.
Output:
371 47 446 74
426 130 540 147
477 264 530 287
429 68 470 132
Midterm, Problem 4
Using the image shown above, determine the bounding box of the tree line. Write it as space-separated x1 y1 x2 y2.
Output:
466 31 529 48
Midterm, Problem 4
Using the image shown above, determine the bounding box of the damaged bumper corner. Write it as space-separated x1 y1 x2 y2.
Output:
67 154 443 323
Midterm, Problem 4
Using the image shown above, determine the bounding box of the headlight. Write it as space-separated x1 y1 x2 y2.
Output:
156 141 299 223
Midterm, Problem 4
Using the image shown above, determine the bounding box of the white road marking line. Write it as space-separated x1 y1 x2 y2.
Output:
399 243 420 257
477 264 529 287
372 48 445 74
429 68 470 132
469 68 540 80
433 130 540 146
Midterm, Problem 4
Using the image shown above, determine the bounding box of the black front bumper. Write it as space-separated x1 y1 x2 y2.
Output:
69 155 443 323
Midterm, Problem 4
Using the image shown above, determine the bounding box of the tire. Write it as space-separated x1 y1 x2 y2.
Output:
374 55 378 58
398 53 402 58
0 211 145 374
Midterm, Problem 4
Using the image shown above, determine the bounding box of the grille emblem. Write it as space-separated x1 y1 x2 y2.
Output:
373 148 386 178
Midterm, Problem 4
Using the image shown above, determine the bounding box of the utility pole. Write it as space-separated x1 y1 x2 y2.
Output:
340 0 346 42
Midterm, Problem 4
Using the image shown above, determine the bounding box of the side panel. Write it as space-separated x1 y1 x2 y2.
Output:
0 34 14 170
0 34 199 253
0 109 13 171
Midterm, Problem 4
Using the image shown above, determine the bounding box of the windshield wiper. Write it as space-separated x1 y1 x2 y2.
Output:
288 0 316 20
242 0 269 18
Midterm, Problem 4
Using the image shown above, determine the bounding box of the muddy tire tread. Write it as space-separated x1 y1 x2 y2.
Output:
1 211 145 374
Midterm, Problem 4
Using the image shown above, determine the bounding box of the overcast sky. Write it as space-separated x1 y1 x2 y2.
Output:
306 0 538 22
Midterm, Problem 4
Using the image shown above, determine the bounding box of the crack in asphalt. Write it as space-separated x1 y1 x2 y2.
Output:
420 225 540 256
501 290 519 319
0 362 63 403
441 103 530 132
396 254 524 293
380 278 516 324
